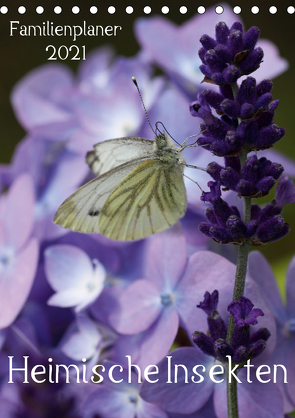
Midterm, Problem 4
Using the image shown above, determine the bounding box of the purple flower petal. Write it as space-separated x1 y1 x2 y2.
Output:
11 64 77 139
112 308 179 370
144 224 187 289
286 256 295 318
213 368 284 418
60 315 102 361
248 251 287 324
140 347 214 414
0 239 38 328
275 175 295 207
2 174 35 251
109 279 162 334
176 251 236 336
45 245 106 311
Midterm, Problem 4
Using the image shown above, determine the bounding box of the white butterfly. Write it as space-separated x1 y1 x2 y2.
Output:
53 132 202 241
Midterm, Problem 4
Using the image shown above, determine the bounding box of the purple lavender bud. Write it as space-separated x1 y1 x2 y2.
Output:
192 331 215 357
228 296 264 327
233 346 250 363
251 204 261 220
211 140 230 156
256 111 274 129
205 207 218 224
212 197 234 224
230 205 241 218
236 120 257 145
231 22 244 32
254 93 273 112
197 136 214 151
198 222 212 237
237 77 256 105
249 339 267 359
220 99 241 118
255 125 285 149
214 339 234 362
206 162 223 181
236 179 255 196
269 99 279 112
197 290 219 315
204 50 227 72
256 215 286 242
228 29 244 55
249 327 271 344
220 167 240 189
275 175 295 207
257 222 290 243
208 311 227 340
256 79 273 96
239 47 264 75
231 324 250 349
256 177 276 194
246 219 258 237
206 117 229 139
215 44 233 63
241 155 260 183
243 26 260 51
198 47 207 63
240 103 255 119
226 215 248 239
256 202 281 223
262 162 284 180
215 21 230 44
224 156 241 172
202 90 224 110
225 131 242 153
201 181 222 203
211 72 226 85
209 226 232 243
222 114 237 128
219 84 234 100
200 34 217 50
223 65 241 84
199 64 213 79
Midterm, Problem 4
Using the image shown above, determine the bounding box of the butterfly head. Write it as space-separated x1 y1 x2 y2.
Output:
156 133 168 150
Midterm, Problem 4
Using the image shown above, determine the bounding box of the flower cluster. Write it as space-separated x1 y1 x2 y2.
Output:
191 77 285 156
193 290 269 364
207 155 284 197
191 20 294 249
199 177 294 245
199 22 263 85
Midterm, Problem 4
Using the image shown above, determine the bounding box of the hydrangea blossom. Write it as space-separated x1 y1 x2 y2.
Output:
248 251 295 412
0 174 38 329
45 244 106 311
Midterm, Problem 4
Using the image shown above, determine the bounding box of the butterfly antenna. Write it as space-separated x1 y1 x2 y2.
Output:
155 121 181 146
132 77 156 136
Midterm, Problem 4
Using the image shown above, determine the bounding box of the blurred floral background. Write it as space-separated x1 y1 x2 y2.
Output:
0 0 295 417
1 0 295 269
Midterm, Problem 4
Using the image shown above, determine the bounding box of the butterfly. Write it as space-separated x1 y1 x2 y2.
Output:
53 131 203 241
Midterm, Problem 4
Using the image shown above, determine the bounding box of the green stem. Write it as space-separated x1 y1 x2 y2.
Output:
225 146 252 418
226 369 238 418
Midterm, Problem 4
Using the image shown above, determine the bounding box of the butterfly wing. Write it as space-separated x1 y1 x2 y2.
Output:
98 160 187 240
86 137 155 176
53 157 152 233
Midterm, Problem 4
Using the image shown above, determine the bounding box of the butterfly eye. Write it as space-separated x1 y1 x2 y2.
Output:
156 134 167 149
